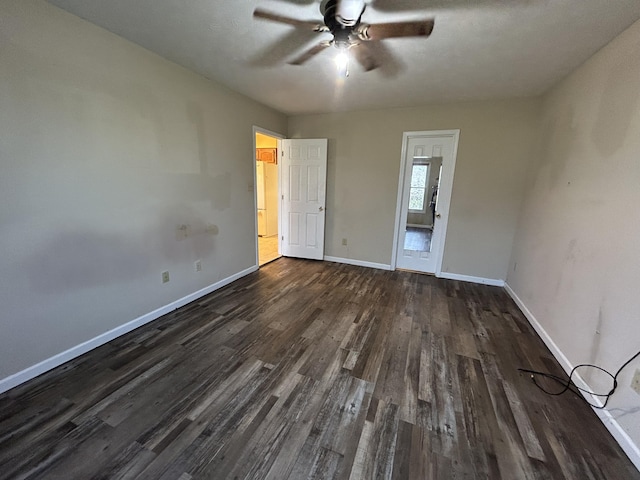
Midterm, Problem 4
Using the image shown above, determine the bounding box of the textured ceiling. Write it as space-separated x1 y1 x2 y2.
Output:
48 0 640 115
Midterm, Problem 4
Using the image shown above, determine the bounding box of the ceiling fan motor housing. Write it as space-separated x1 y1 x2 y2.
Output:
323 0 364 29
323 0 364 47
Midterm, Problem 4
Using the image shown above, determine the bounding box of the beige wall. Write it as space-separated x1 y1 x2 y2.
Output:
288 99 541 279
0 1 286 379
507 19 640 447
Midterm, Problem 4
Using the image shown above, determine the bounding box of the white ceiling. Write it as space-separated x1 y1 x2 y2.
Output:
48 0 640 115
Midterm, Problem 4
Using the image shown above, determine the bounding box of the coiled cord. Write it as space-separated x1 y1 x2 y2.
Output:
518 349 640 409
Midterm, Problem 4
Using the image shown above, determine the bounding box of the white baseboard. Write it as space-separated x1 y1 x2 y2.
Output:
504 283 640 472
0 265 258 395
323 256 392 271
437 272 505 287
323 259 504 287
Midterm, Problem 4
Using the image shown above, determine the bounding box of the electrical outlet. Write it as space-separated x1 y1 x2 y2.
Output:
194 260 202 272
342 238 348 246
162 271 170 283
631 369 640 395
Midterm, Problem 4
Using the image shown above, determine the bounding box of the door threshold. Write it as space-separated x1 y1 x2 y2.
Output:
396 268 436 276
259 255 282 267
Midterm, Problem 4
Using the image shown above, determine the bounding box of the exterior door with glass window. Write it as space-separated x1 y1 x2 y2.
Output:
394 131 459 273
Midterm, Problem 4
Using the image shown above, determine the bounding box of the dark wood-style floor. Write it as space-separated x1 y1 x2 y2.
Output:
1 258 638 480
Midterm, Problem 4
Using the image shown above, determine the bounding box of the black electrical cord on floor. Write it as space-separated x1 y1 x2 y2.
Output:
518 349 640 409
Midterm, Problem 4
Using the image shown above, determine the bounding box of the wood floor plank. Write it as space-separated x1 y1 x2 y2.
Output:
399 318 422 425
391 420 412 480
0 258 637 480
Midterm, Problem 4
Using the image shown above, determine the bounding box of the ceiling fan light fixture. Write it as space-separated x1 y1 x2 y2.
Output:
335 49 350 78
253 1 434 74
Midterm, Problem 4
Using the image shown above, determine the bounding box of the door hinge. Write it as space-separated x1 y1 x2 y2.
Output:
282 194 284 200
282 236 284 241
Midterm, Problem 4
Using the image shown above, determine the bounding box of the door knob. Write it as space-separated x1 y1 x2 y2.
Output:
319 206 324 212
435 213 441 219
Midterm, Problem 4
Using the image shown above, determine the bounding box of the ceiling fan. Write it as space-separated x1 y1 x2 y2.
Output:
253 0 434 76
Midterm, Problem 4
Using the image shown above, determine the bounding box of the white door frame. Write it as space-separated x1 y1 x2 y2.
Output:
252 126 285 267
391 129 460 275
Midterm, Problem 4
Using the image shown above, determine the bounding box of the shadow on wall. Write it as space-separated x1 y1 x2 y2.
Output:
591 56 640 158
26 202 220 295
160 171 232 212
27 230 154 294
539 104 578 191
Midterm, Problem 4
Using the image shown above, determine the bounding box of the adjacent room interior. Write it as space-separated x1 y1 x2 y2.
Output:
1 0 640 478
255 131 281 266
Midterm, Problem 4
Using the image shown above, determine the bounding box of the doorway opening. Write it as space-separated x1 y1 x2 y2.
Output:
254 128 283 266
392 130 459 275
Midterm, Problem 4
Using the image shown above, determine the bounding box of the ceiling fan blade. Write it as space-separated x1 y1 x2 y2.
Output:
253 8 324 31
249 29 320 67
358 20 434 40
355 40 404 77
289 43 331 65
352 43 380 72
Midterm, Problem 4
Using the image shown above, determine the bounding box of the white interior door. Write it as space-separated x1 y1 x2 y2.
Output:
394 130 459 274
281 139 328 260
